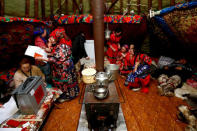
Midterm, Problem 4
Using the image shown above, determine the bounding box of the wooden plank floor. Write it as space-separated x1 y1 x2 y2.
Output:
42 76 187 131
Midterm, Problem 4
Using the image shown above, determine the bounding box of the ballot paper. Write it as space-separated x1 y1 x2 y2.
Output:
0 97 19 124
25 45 48 59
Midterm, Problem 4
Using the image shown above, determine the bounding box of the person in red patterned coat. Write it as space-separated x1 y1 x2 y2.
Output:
105 28 122 64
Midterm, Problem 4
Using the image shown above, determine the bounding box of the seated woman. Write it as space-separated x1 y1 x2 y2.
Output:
116 44 128 72
13 57 45 88
124 44 152 93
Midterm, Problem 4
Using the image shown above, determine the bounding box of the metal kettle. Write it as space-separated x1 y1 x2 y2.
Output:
95 72 111 86
94 72 112 99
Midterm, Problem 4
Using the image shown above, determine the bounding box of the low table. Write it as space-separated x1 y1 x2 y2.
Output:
84 82 120 130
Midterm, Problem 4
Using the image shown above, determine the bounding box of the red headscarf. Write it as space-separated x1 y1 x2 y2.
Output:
49 27 72 47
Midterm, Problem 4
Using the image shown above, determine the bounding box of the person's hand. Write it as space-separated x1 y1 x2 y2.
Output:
0 103 3 108
35 57 48 62
45 48 51 53
175 66 182 70
85 57 90 60
110 45 116 52
43 82 47 87
164 66 169 70
118 44 120 49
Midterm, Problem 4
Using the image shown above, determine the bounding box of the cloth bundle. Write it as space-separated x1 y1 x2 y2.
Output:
157 74 181 96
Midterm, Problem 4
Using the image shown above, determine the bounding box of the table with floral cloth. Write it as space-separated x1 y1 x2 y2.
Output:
0 88 62 131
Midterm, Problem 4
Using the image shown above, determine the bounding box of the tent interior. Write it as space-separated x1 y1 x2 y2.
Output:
0 0 197 131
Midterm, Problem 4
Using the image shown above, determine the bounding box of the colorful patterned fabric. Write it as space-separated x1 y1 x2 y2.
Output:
0 17 49 25
54 14 142 24
0 68 17 84
149 1 197 57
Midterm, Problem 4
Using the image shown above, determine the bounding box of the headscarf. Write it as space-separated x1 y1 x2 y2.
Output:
123 44 129 50
49 27 72 47
33 27 48 43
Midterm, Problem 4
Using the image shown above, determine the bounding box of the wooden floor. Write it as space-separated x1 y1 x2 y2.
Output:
42 76 187 131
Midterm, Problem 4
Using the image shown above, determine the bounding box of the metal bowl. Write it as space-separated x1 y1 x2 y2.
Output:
94 87 109 99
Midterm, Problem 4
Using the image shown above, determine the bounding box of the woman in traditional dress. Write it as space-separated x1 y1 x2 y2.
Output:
124 44 152 93
105 28 122 64
36 27 79 103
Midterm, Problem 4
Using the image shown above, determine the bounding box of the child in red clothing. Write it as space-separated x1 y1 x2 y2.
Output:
116 44 128 71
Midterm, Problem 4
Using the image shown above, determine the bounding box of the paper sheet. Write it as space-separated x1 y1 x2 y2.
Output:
0 97 19 124
0 128 22 131
25 45 48 59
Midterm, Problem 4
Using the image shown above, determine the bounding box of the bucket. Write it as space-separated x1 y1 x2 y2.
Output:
106 64 120 81
81 68 96 84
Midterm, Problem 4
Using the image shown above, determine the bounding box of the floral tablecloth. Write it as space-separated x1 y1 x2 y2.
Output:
0 88 62 131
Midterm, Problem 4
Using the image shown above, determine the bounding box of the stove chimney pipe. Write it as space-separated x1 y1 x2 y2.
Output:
91 0 104 71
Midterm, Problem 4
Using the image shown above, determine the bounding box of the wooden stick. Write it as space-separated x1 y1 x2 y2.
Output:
120 0 123 14
11 118 43 122
137 0 141 14
73 0 80 13
41 0 46 20
80 0 83 14
65 0 68 15
50 0 53 16
0 0 4 16
73 0 76 14
148 0 152 10
107 0 119 14
127 0 131 13
58 0 61 14
34 0 39 19
25 0 30 18
158 0 162 10
170 0 175 6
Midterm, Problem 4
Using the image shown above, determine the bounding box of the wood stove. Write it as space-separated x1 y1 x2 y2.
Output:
84 82 120 130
